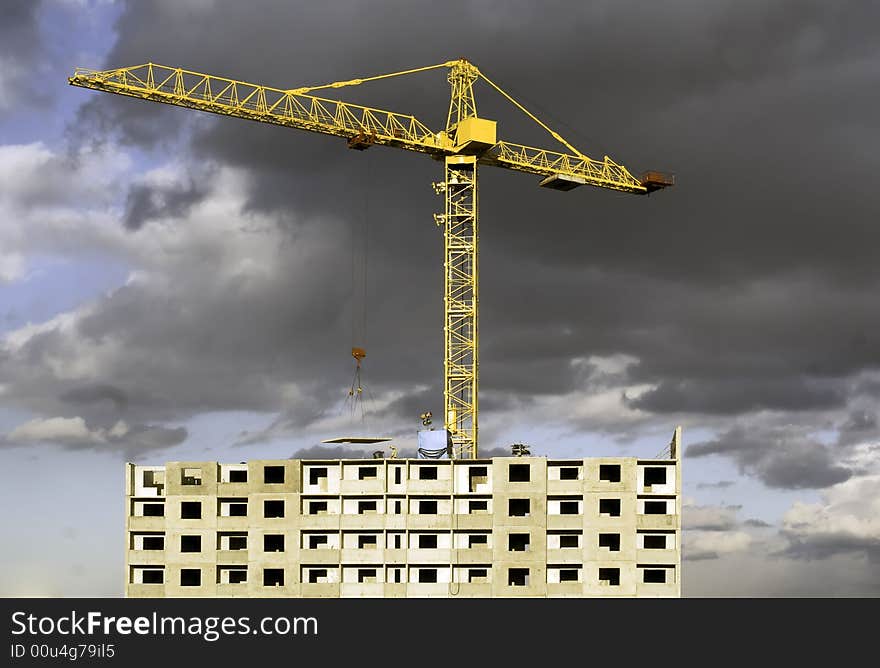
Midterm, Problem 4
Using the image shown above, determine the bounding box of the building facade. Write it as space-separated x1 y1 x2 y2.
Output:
125 431 681 597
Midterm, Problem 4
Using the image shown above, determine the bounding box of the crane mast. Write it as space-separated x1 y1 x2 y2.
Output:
440 61 480 458
69 58 673 460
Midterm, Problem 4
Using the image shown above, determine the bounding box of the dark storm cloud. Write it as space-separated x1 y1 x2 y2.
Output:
630 378 846 415
83 0 880 275
363 384 522 433
855 377 880 398
0 0 45 115
0 1 39 48
687 425 852 489
779 508 880 562
11 1 879 596
60 384 129 412
372 385 442 430
840 409 877 433
25 0 880 454
123 177 209 230
121 424 187 453
836 409 878 446
0 418 186 456
780 536 880 563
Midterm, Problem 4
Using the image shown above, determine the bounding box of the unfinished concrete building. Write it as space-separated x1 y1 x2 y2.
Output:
125 431 681 597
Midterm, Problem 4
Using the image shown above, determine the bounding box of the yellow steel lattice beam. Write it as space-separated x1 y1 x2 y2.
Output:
484 141 647 193
69 63 448 154
440 154 479 458
69 61 661 194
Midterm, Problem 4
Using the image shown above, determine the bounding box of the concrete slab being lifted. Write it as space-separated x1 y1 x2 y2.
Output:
539 173 587 191
321 437 392 444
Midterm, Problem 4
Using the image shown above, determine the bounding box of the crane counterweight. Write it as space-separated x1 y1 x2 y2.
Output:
640 171 675 193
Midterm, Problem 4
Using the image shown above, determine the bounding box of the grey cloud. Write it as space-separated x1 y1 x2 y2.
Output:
1 203 357 426
47 0 880 430
687 425 851 489
6 0 878 465
0 0 44 115
630 378 847 415
124 178 209 231
855 377 880 398
60 384 129 412
684 551 880 596
758 446 851 489
778 476 880 562
370 386 442 431
122 424 187 453
744 519 773 528
781 534 880 563
682 503 754 561
840 409 877 433
7 0 880 596
1 419 186 457
0 2 40 51
683 503 741 531
695 480 735 490
836 409 878 446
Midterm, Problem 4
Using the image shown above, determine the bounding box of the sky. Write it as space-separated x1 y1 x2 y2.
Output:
1 0 879 596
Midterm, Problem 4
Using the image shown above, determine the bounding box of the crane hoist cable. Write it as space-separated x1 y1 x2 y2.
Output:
346 148 373 420
349 148 371 350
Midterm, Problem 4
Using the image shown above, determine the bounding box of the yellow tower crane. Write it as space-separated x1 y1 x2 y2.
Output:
69 58 673 459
